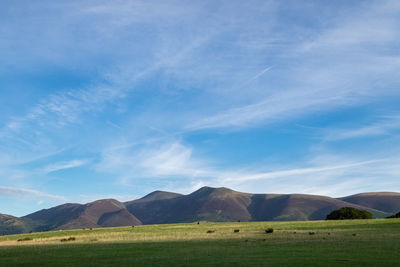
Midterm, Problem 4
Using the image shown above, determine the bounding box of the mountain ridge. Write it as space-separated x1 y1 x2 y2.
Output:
1 186 398 235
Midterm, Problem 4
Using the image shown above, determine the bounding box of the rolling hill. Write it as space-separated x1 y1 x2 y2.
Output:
0 214 31 235
340 192 400 213
23 199 141 232
1 186 398 235
125 187 389 224
125 187 253 224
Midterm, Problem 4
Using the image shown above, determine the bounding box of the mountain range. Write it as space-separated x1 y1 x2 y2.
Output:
1 187 400 235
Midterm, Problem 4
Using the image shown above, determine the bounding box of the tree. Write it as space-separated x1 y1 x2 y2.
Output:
387 212 400 218
326 207 373 220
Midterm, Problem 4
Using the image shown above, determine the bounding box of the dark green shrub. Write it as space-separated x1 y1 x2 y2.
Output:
387 212 400 218
17 237 33 242
265 228 273 234
234 229 240 233
206 230 215 233
60 237 76 242
326 207 373 220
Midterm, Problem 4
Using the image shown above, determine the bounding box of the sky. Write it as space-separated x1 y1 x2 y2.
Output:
1 0 399 216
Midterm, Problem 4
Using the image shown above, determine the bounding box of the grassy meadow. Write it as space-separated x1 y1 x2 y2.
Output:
0 219 399 266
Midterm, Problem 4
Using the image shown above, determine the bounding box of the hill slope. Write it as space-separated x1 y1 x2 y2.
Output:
125 187 253 224
24 199 141 231
0 214 33 235
1 187 398 235
126 187 391 224
339 192 400 214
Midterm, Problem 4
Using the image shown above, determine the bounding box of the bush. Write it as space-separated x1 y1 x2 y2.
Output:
60 237 76 242
387 212 400 218
326 207 373 220
265 228 274 234
234 229 240 233
17 237 33 242
206 230 215 233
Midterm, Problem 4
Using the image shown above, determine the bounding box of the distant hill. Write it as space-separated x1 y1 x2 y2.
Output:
1 187 398 235
125 190 183 204
340 192 400 213
23 199 141 232
0 214 31 235
125 187 389 223
125 187 253 224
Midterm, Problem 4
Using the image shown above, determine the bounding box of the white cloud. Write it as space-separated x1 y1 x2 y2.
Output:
1 0 399 207
96 140 400 196
187 89 344 130
0 186 66 201
42 159 90 174
323 115 400 141
140 143 199 177
219 159 387 184
245 66 272 84
185 0 400 131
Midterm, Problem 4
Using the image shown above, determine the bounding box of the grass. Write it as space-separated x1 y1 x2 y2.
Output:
0 219 399 266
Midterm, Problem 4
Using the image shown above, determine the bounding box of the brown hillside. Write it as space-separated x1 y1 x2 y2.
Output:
3 186 394 236
125 190 182 205
126 187 391 223
24 199 141 231
339 192 400 213
125 187 253 224
98 209 142 227
0 214 31 235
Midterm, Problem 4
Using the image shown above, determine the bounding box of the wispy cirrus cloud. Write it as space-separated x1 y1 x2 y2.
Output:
186 89 343 130
1 0 400 215
218 159 388 184
245 66 272 84
0 185 66 201
2 86 128 135
96 140 400 196
42 159 90 174
323 115 400 141
185 0 400 132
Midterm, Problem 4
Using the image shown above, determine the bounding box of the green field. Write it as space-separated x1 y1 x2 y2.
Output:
0 219 399 266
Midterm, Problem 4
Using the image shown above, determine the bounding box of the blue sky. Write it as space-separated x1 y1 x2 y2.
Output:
1 0 400 216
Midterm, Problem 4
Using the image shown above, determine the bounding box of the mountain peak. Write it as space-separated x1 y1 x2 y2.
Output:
127 190 182 204
189 186 247 199
87 199 124 207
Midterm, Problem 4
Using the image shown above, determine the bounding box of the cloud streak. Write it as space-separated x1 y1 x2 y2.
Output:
1 0 399 213
185 0 400 132
186 89 344 130
245 66 272 84
323 115 400 141
0 186 66 201
42 159 90 174
96 140 399 196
